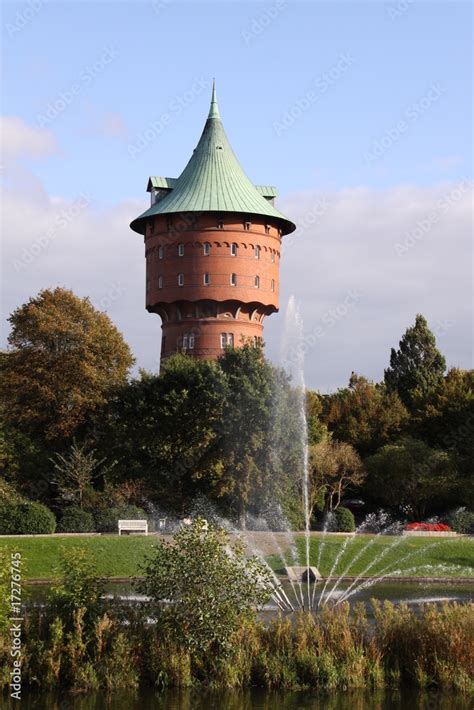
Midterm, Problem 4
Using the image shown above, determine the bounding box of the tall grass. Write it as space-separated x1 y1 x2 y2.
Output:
0 601 472 694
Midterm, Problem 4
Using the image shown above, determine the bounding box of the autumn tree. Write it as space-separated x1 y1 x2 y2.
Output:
0 288 134 442
323 373 408 456
309 436 366 515
384 314 446 409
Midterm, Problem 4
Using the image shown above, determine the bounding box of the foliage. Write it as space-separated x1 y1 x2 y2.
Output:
327 506 356 532
0 476 23 507
51 441 114 509
444 507 474 535
309 436 366 513
0 501 56 534
0 287 134 441
49 547 104 628
384 314 446 409
94 505 148 533
365 436 459 518
322 374 408 456
57 506 95 533
137 519 274 655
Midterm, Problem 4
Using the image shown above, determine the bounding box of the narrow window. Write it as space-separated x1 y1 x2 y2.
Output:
227 333 234 347
182 334 188 349
230 273 237 286
255 275 260 288
265 224 270 235
220 333 227 349
255 245 260 259
271 278 275 292
231 243 237 256
178 273 184 286
217 219 224 229
203 272 210 285
244 221 251 231
158 275 163 289
158 246 164 259
188 334 195 349
271 251 275 263
178 243 184 256
203 242 211 256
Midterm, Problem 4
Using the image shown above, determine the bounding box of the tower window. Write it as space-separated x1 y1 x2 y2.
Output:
203 272 210 285
231 243 237 256
217 219 224 229
159 246 164 259
255 245 260 259
188 333 195 349
178 273 184 286
221 333 234 349
230 273 237 286
255 275 260 288
178 243 184 256
244 221 251 231
158 276 163 289
271 278 275 292
203 242 211 256
265 224 270 235
271 251 275 263
182 334 188 349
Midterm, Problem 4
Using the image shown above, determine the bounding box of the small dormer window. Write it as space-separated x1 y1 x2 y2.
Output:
244 221 251 231
178 244 184 256
265 224 270 235
217 219 224 229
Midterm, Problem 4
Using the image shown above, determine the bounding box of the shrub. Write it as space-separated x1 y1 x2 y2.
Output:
94 505 147 533
57 507 95 533
327 506 355 532
444 508 474 535
0 501 56 534
49 547 104 629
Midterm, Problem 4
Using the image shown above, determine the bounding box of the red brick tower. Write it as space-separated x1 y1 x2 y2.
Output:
130 82 295 362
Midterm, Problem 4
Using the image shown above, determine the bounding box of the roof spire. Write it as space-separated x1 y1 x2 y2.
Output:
208 78 220 119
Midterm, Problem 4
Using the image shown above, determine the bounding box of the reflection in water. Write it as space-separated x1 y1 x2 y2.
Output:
4 689 473 710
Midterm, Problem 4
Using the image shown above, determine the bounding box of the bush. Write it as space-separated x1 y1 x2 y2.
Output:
0 501 56 534
444 508 474 535
94 505 147 533
57 507 95 533
327 506 355 532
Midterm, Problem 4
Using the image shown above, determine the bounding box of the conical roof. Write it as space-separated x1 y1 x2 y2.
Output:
130 82 295 235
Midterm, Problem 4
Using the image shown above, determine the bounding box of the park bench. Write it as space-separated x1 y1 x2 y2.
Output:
118 519 148 535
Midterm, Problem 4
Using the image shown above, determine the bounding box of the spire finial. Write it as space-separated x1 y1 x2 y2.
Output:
208 78 220 119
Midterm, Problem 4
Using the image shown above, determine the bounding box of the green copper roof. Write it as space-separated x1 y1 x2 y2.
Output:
130 82 295 235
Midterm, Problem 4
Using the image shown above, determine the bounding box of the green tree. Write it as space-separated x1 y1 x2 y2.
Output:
365 436 459 518
50 441 114 509
384 314 446 409
309 436 366 514
137 519 273 655
0 288 134 442
323 373 408 456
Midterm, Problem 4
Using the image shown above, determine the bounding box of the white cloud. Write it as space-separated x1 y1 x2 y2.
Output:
1 148 472 388
0 116 57 160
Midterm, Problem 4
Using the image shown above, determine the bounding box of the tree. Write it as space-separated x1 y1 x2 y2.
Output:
50 441 113 508
309 436 366 515
384 314 446 409
0 288 134 441
216 345 275 529
365 436 459 519
323 373 408 456
137 519 273 655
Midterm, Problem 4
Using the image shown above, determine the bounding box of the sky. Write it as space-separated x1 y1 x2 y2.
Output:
1 0 472 390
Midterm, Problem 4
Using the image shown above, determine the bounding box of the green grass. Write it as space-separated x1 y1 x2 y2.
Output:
0 533 472 581
267 534 474 578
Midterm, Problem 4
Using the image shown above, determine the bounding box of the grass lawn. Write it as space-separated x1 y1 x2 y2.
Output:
0 533 472 581
270 534 474 578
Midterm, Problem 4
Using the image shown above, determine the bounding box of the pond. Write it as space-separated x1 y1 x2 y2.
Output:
2 687 473 709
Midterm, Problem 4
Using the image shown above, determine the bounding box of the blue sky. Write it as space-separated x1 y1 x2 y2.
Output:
2 1 473 389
